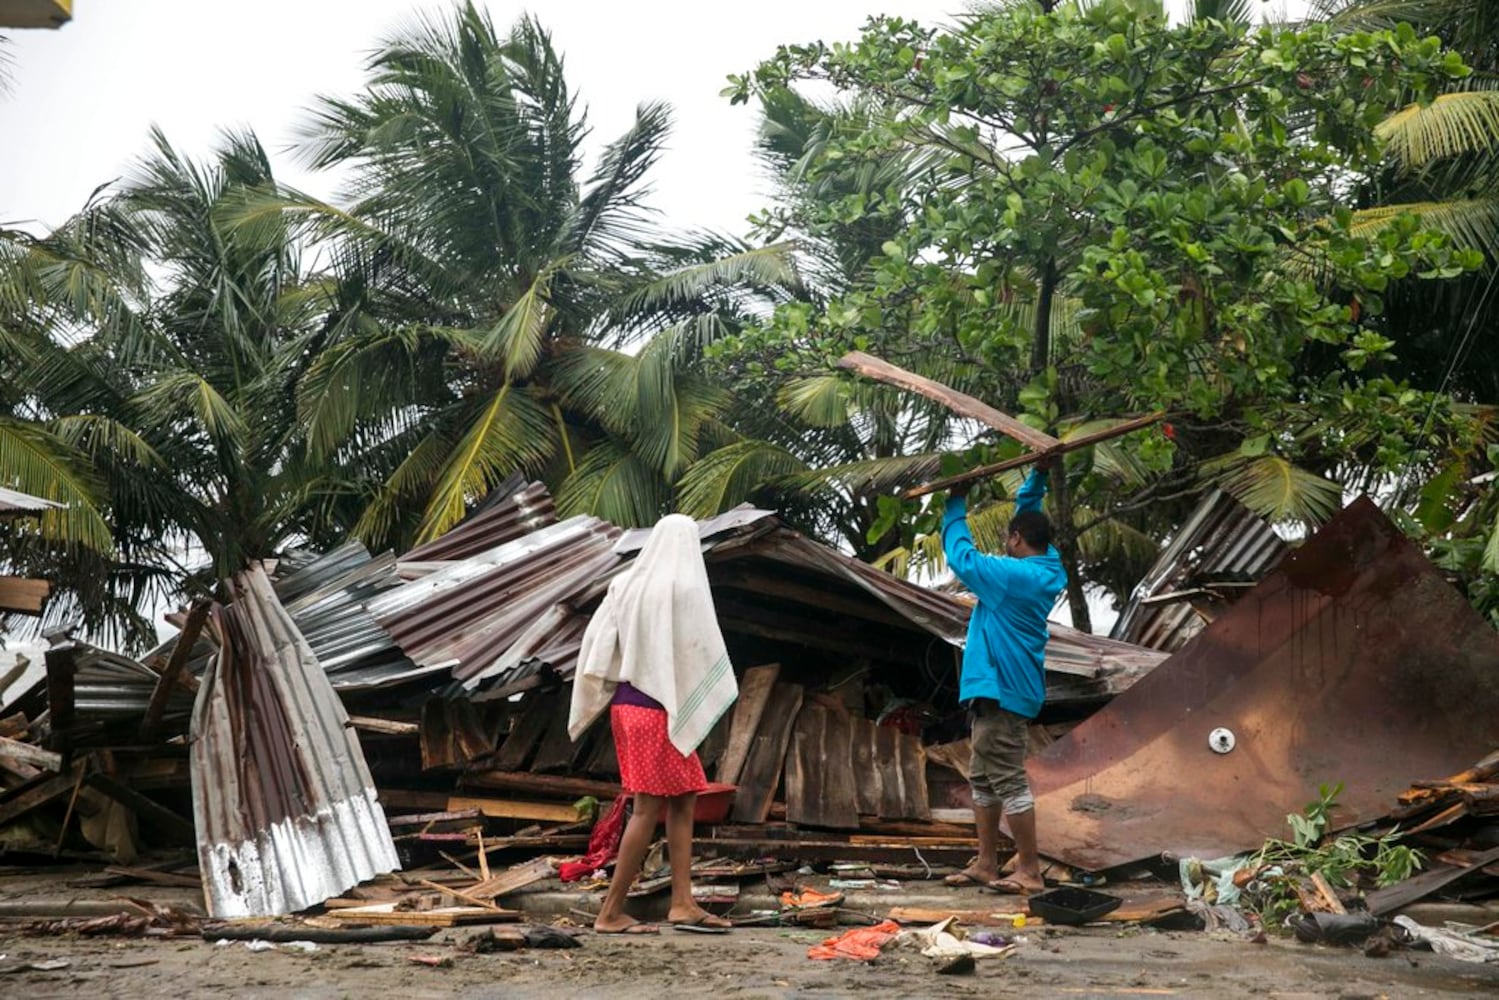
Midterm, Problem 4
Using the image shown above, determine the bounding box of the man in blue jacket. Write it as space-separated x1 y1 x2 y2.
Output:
940 462 1067 895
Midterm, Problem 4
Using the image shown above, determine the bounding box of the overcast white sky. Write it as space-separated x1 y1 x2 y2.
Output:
2 0 1306 238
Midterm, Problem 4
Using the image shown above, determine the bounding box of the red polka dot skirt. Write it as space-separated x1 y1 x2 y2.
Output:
611 704 708 797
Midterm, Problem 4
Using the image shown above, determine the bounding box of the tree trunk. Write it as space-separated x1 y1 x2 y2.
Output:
1028 254 1089 629
1047 466 1092 632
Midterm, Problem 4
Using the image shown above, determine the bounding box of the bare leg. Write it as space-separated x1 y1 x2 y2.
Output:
947 802 1003 885
664 794 730 926
1003 807 1044 892
594 793 664 932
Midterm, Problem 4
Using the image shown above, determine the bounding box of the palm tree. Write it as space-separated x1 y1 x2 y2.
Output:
2 127 353 645
273 5 795 546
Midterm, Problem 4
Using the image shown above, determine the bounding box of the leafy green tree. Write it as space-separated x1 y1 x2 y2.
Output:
275 5 796 546
725 0 1480 627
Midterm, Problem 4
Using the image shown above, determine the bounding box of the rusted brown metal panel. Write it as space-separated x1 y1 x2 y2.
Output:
1028 497 1499 872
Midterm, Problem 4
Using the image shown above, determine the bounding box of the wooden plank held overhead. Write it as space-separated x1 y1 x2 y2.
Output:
836 350 1164 498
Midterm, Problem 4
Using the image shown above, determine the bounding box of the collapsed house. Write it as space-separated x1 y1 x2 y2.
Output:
1 482 1496 923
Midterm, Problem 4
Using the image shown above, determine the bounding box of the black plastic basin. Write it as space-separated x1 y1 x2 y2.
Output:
1027 886 1124 925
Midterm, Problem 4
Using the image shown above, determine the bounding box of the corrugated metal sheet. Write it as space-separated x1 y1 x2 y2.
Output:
403 480 557 563
1030 497 1499 871
0 486 62 516
190 565 399 918
1110 489 1289 652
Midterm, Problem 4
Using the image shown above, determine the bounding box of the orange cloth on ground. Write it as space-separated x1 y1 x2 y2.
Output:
807 920 902 961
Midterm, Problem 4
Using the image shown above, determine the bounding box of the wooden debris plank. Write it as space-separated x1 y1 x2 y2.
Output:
139 599 209 743
1366 843 1499 916
101 865 202 888
697 836 974 867
785 702 858 830
491 690 555 772
729 681 803 824
875 725 905 820
349 715 420 737
325 902 520 927
461 770 622 800
696 707 733 781
465 857 555 901
888 906 1037 925
448 698 493 764
715 663 780 787
838 351 1061 452
850 718 883 817
446 795 581 824
417 878 501 911
581 718 619 778
380 789 452 811
420 699 456 770
0 734 62 773
0 712 29 740
0 761 87 827
386 808 484 828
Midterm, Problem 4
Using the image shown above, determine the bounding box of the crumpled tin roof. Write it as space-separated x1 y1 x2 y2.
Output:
0 486 62 516
1110 489 1288 652
190 565 399 918
1030 496 1499 871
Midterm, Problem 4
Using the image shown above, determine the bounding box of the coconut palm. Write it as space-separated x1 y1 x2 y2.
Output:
270 5 795 547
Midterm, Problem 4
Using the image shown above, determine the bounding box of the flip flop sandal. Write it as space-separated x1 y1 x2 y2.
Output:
670 914 732 933
986 878 1037 896
595 920 660 935
942 871 988 888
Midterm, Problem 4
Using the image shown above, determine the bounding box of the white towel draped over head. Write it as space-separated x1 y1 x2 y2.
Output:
568 513 737 756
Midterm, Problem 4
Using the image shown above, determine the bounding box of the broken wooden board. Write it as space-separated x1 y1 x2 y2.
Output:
325 902 521 926
872 721 931 821
447 795 582 824
464 857 556 901
729 681 803 824
786 702 858 830
529 692 588 774
461 770 622 800
697 836 974 867
716 663 781 786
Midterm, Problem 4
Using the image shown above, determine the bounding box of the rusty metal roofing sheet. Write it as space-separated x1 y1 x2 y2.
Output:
190 566 399 918
1110 489 1288 652
0 486 62 516
1029 496 1499 872
402 480 557 563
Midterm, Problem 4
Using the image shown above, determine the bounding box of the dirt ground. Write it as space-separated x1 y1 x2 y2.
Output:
2 918 1498 999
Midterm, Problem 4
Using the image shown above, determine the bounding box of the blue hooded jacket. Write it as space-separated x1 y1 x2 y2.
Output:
941 469 1068 719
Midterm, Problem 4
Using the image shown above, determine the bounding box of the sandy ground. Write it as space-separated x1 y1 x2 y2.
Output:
2 919 1498 999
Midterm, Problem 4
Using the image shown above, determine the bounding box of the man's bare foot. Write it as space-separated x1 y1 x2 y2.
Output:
594 915 659 934
666 904 731 928
943 865 998 887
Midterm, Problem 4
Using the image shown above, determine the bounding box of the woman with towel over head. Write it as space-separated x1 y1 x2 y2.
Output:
568 513 739 934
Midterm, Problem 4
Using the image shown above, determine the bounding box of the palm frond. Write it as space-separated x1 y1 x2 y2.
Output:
416 386 557 542
0 417 114 552
132 370 247 447
1349 198 1499 255
1377 92 1499 169
777 376 850 428
675 440 810 517
1204 453 1343 525
480 268 554 379
555 440 669 527
612 243 801 325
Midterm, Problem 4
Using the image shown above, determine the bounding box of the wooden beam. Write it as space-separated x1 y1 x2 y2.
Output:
350 715 420 737
712 571 912 628
0 760 88 827
903 410 1167 499
446 795 582 824
42 643 77 754
0 734 62 773
838 351 1062 452
139 600 211 743
460 770 622 800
